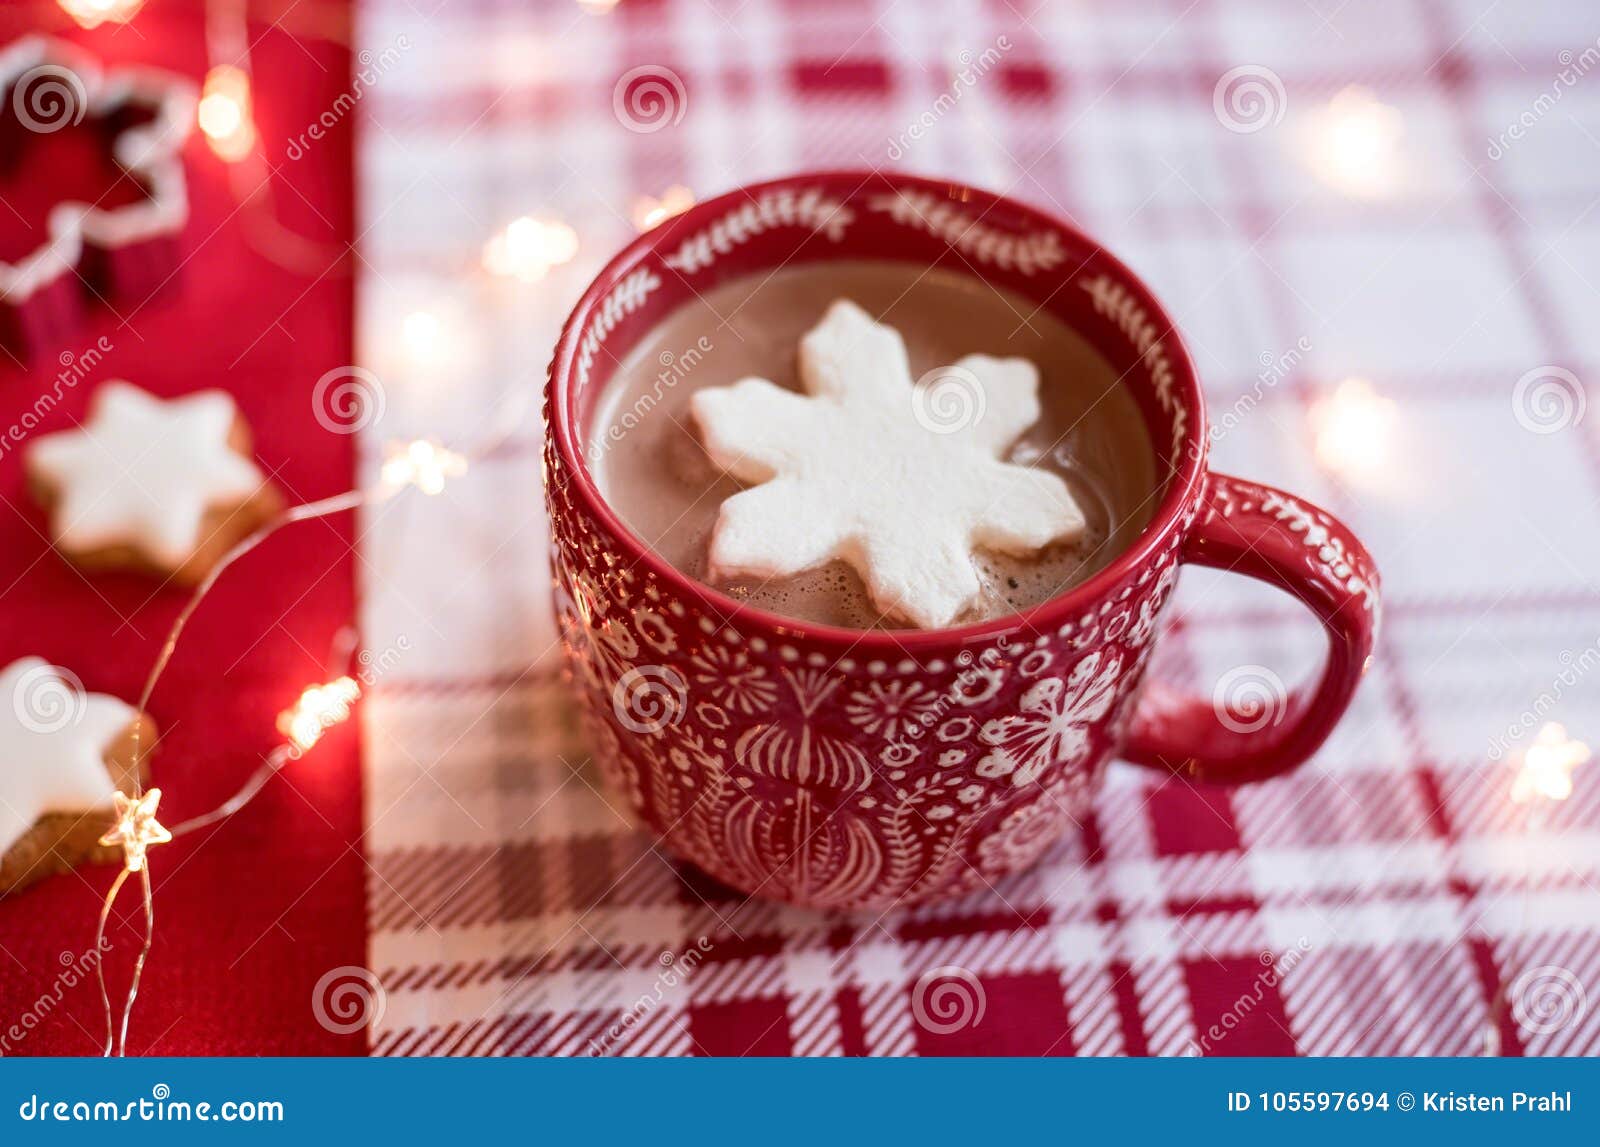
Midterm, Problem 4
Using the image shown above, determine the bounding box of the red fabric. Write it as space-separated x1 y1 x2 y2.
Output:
0 2 361 1055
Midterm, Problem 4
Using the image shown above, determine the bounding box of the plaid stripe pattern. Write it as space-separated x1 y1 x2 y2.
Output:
356 0 1600 1055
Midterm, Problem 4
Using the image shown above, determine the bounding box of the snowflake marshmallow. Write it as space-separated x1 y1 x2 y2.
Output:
690 299 1085 628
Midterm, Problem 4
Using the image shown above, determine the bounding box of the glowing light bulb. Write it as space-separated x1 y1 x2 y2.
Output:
58 0 145 28
198 66 256 163
1297 85 1405 200
1511 723 1590 804
482 216 579 282
369 294 490 408
632 185 695 231
381 439 467 495
99 789 172 873
401 310 444 361
278 677 361 753
1310 378 1397 478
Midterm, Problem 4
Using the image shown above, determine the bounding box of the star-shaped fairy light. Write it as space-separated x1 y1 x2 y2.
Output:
58 0 145 29
1511 723 1590 804
278 676 361 753
1309 377 1397 479
1296 85 1406 200
690 299 1085 628
633 185 695 231
98 788 171 872
380 438 468 495
482 216 578 282
198 64 256 162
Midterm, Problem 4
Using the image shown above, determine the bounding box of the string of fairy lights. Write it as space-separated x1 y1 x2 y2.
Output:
36 0 1593 1058
90 472 467 1057
45 0 508 1056
31 0 682 1056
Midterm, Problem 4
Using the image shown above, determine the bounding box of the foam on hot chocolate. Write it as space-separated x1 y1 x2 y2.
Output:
588 261 1157 630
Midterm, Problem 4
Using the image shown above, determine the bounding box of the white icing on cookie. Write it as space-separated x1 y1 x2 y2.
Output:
26 382 266 569
690 299 1086 628
0 658 135 854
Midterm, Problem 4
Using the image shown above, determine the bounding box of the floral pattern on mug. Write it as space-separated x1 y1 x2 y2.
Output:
845 680 941 741
975 648 1122 787
544 507 1182 909
689 644 778 714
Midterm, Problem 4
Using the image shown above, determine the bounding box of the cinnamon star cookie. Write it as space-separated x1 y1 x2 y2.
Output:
0 658 155 896
26 382 283 585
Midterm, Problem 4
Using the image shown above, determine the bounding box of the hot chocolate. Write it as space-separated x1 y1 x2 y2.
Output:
587 260 1157 629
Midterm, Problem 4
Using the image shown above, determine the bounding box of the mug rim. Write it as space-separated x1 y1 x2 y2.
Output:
548 169 1209 652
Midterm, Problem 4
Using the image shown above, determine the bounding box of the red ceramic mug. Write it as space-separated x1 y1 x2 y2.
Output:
544 171 1379 911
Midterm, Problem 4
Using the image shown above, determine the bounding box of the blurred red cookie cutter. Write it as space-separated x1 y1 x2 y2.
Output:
0 36 195 361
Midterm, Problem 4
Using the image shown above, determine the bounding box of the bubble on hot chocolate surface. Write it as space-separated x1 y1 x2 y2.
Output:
587 261 1157 631
723 563 885 630
973 530 1109 616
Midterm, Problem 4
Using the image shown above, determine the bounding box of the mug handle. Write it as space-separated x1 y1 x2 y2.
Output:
1122 472 1380 785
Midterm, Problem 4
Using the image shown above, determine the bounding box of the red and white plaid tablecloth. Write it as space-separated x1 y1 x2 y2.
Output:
352 0 1600 1055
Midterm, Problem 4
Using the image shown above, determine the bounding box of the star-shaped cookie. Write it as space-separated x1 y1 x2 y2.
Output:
691 299 1085 628
0 657 154 895
26 381 283 584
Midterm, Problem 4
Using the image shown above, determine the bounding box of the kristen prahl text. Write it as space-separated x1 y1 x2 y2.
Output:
1226 1091 1574 1114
